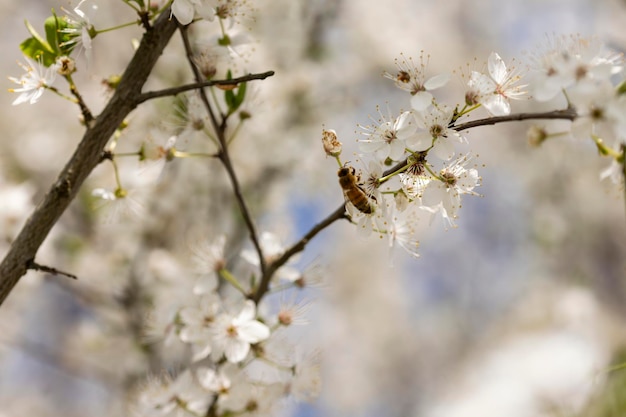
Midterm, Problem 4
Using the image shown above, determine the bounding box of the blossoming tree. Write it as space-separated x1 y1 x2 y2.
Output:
1 0 625 416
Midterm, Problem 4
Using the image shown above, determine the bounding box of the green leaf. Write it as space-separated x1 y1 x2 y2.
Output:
225 88 236 111
45 13 73 55
234 81 247 108
224 69 237 112
54 15 77 56
223 70 248 113
24 19 54 53
225 82 247 113
19 37 57 67
20 19 58 66
44 15 61 54
19 17 68 67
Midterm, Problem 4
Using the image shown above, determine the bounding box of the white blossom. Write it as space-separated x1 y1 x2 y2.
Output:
569 80 617 141
179 293 222 362
8 58 58 105
408 106 465 160
171 0 217 25
388 205 423 258
211 300 270 363
134 370 210 417
383 53 450 112
529 34 623 102
468 52 527 116
422 155 481 228
189 235 226 295
60 0 98 54
358 110 416 161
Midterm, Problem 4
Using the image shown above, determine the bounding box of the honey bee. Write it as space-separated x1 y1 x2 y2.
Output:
338 166 376 214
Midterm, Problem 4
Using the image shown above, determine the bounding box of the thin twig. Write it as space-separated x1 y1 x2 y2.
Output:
253 205 349 303
452 107 577 131
178 25 268 277
382 108 579 178
136 71 275 104
178 25 221 131
26 259 77 280
68 81 95 124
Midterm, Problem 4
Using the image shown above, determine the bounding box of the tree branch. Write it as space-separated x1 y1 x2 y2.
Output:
26 260 77 280
452 107 577 131
382 108 579 178
178 25 268 278
253 205 349 303
254 109 580 301
136 71 275 104
0 10 179 307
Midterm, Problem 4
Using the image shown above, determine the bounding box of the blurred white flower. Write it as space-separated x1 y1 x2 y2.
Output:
218 380 284 416
140 135 179 162
212 300 270 363
529 35 623 102
190 234 226 295
241 232 301 282
0 181 34 242
288 350 322 402
8 58 58 105
173 93 214 144
606 93 626 143
91 187 145 222
179 293 222 362
600 158 623 185
134 370 210 417
171 0 217 25
197 364 235 393
276 295 312 326
569 80 617 141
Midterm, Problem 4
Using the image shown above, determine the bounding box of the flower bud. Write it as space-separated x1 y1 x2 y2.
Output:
56 56 76 76
527 125 549 147
322 129 342 157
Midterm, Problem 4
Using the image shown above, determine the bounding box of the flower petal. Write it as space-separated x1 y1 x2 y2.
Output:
238 321 270 343
410 91 433 112
424 73 450 90
172 0 195 25
225 339 250 363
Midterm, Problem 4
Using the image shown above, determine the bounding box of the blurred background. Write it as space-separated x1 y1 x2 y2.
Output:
1 0 625 416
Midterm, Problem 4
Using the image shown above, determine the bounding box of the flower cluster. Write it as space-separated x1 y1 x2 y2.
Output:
326 57 491 257
136 233 321 416
325 38 626 258
528 34 625 181
6 1 626 414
